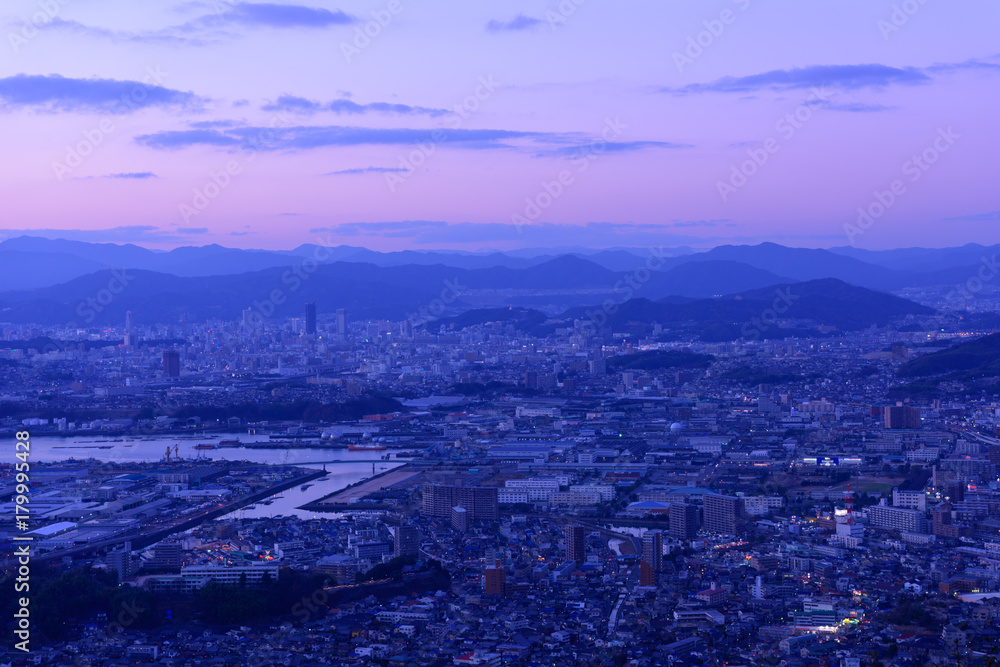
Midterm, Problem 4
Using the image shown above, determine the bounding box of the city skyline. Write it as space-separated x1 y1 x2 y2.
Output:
1 1 997 251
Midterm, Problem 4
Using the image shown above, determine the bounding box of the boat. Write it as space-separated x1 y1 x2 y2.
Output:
348 445 387 451
300 483 312 491
218 439 242 447
193 444 216 450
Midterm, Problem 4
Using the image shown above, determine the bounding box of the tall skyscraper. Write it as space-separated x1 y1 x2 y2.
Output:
336 308 347 337
638 560 656 587
124 310 135 346
394 525 419 558
108 543 133 582
642 530 664 572
451 506 468 532
669 502 699 540
304 302 317 335
885 404 921 429
151 542 182 571
162 350 180 378
484 552 506 597
565 525 586 564
703 494 745 535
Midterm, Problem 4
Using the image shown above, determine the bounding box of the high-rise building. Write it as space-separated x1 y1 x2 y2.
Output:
524 371 538 389
336 308 347 337
885 404 921 429
451 506 468 532
421 484 498 521
932 504 962 539
394 525 419 558
638 560 656 587
150 542 182 572
703 494 745 535
124 311 135 346
304 302 317 335
484 553 506 597
162 350 181 378
642 530 664 572
669 502 699 540
108 544 133 582
565 525 586 564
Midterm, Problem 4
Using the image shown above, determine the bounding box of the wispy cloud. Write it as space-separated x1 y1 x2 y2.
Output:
804 100 896 113
326 166 409 175
105 172 158 179
41 3 354 46
261 95 448 116
486 14 542 33
136 124 559 152
44 17 211 46
662 64 931 95
0 226 203 243
538 139 693 158
220 3 353 28
308 220 720 246
0 74 203 113
177 227 208 233
945 210 1000 222
136 123 686 158
926 58 1000 74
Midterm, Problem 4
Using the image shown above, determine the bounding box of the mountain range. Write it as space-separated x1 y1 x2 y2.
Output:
0 236 981 333
1 236 997 292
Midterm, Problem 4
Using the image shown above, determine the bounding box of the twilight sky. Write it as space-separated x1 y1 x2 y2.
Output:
1 0 997 251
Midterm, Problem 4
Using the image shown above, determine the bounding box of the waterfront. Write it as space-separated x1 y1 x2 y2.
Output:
26 432 407 519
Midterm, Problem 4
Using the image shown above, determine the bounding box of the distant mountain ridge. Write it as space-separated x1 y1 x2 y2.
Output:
2 236 998 295
429 278 934 342
0 254 802 326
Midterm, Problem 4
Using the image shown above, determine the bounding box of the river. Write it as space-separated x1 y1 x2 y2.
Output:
24 432 410 520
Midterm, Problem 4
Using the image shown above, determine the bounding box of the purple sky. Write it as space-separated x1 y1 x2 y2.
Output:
1 0 998 251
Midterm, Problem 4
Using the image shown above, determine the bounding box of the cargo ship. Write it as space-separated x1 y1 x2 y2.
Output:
217 439 243 447
348 444 387 451
193 443 217 450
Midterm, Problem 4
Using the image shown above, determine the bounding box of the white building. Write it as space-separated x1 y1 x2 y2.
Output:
892 488 927 512
569 484 614 501
742 496 785 516
867 500 928 533
505 478 560 500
